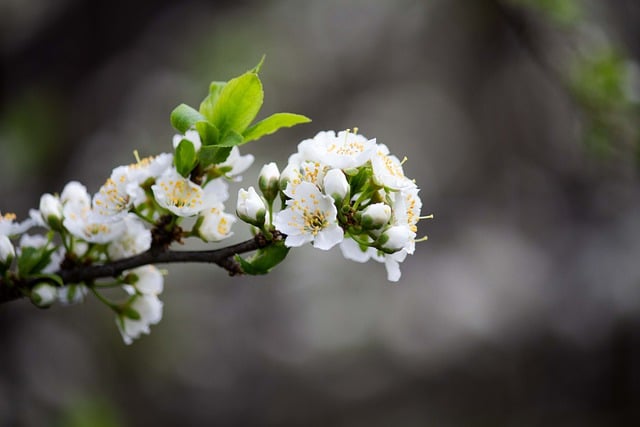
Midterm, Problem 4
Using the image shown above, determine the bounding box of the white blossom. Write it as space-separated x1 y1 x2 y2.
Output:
379 225 413 252
126 265 163 295
297 130 376 169
0 235 15 264
57 284 89 305
198 202 236 242
258 162 280 202
117 293 163 345
274 182 343 250
152 168 205 217
370 144 416 190
107 215 152 260
218 146 254 180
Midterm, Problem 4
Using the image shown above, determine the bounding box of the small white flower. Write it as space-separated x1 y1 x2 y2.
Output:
107 215 152 260
0 211 33 236
152 168 205 217
361 203 391 229
219 146 254 180
31 283 58 307
117 293 163 345
57 284 88 305
63 203 126 244
0 235 15 265
274 182 343 250
172 129 202 152
279 160 329 196
298 130 376 169
126 265 163 295
323 169 349 203
370 144 416 190
39 193 63 229
92 167 133 219
199 202 236 242
236 187 266 226
339 237 379 263
61 181 91 209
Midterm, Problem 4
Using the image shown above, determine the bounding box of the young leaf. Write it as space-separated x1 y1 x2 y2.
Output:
250 55 266 74
199 81 226 122
242 113 311 143
235 241 289 275
216 130 244 147
195 121 219 146
175 139 197 177
211 72 264 135
199 146 232 168
171 104 206 133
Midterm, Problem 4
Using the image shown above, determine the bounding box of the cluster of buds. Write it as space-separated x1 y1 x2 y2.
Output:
237 129 429 281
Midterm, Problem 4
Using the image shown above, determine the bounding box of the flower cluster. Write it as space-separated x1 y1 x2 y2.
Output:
0 130 252 344
0 62 429 346
236 129 428 281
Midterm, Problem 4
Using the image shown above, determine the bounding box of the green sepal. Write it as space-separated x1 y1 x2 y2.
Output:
242 113 311 143
235 241 289 275
121 306 141 320
199 81 227 122
174 139 197 177
198 146 232 168
216 130 244 147
211 71 264 136
170 104 206 133
348 167 371 194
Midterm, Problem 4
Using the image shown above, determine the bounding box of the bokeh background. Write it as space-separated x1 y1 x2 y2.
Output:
2 0 640 425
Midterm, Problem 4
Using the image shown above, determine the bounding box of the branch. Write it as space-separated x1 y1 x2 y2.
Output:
0 234 272 305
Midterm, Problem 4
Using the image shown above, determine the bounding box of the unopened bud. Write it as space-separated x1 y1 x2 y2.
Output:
31 283 58 307
323 169 349 203
236 187 266 227
361 203 391 229
39 193 63 230
258 162 280 204
378 225 412 252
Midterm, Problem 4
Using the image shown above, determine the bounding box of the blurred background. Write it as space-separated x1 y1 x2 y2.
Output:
2 0 640 425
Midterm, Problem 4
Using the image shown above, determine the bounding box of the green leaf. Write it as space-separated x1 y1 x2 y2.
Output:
250 54 266 74
17 246 53 276
199 81 226 122
211 72 264 135
195 120 219 146
170 104 205 133
242 113 311 143
198 146 232 168
175 139 197 177
216 130 244 147
235 241 289 275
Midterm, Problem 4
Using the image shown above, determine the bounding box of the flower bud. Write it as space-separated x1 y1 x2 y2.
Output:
378 225 412 252
236 187 266 227
31 283 58 307
0 235 15 265
323 169 349 203
39 193 64 230
258 162 280 204
361 203 391 229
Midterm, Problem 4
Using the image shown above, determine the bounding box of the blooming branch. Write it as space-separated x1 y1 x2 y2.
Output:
0 59 430 345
